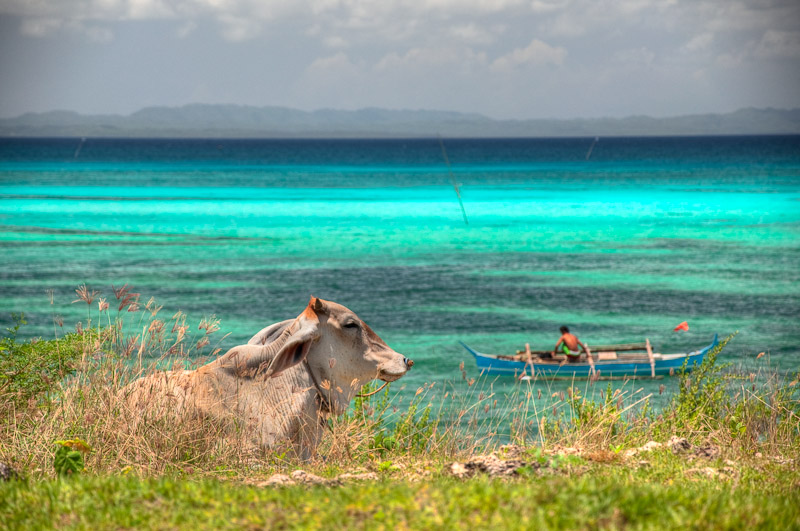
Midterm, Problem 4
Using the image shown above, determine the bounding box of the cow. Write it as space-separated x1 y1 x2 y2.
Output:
122 297 413 460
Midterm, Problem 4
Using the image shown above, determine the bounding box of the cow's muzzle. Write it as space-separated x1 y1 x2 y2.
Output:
378 357 414 382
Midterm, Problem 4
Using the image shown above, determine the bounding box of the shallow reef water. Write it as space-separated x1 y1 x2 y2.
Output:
1 136 798 410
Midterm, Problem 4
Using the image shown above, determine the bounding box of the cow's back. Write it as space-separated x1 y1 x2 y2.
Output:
121 369 197 415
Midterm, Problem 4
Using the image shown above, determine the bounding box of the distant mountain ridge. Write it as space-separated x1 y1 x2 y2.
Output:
1 104 798 138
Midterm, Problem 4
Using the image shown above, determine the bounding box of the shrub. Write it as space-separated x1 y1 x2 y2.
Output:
671 333 736 428
0 314 100 409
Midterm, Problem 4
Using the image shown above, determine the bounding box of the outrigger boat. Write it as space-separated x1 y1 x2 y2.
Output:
459 335 718 380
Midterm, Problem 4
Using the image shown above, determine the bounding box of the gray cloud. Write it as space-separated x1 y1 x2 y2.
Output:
0 0 798 118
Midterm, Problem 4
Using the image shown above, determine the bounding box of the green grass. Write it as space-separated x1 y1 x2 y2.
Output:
2 454 799 530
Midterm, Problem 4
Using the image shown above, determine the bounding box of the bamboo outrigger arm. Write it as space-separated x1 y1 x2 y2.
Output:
646 338 655 378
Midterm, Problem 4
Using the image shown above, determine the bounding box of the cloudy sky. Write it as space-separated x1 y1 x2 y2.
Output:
0 0 798 119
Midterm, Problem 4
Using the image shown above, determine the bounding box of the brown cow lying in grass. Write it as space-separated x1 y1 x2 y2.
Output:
122 297 413 460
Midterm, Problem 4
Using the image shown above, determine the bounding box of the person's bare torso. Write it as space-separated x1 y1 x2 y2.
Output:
561 333 580 351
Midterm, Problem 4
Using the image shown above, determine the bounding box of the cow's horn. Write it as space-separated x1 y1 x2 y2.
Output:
312 297 327 313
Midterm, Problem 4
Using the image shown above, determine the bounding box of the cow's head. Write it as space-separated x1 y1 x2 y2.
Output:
255 297 413 410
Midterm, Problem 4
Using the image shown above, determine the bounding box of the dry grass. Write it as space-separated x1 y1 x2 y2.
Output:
2 358 252 479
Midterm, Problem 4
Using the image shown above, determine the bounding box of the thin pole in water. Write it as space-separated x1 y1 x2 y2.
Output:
438 135 469 225
74 137 86 159
585 136 599 160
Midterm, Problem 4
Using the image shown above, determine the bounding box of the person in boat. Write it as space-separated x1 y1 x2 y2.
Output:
553 326 587 363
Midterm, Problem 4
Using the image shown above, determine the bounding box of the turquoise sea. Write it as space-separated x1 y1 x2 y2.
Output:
1 136 798 410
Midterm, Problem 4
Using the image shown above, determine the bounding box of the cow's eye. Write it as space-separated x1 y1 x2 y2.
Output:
343 321 360 330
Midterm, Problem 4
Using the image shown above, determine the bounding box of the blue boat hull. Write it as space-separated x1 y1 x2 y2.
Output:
460 335 718 379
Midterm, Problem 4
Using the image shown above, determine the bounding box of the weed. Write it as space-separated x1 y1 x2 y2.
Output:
53 439 91 476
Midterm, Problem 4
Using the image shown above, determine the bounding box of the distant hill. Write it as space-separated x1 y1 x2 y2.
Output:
1 105 798 138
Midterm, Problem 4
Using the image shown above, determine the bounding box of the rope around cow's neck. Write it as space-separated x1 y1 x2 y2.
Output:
355 381 389 397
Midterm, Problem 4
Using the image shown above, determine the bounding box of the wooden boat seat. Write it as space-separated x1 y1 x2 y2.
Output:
596 351 618 361
510 342 653 363
590 343 646 351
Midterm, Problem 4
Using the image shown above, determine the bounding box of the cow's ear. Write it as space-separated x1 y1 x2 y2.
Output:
247 319 294 346
265 320 319 378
